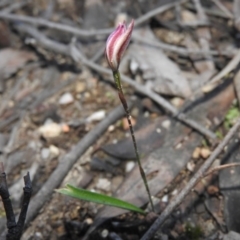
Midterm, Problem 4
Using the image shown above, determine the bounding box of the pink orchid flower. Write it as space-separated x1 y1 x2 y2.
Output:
106 19 134 71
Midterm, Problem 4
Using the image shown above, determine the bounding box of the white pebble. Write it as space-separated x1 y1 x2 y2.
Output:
38 122 62 138
162 195 168 203
171 189 178 196
144 111 150 118
130 59 139 74
96 178 111 192
85 218 93 225
108 125 115 132
187 161 195 172
49 145 60 158
101 229 109 238
35 232 43 238
44 118 54 125
41 148 50 160
125 161 135 173
162 120 171 129
86 110 106 122
59 92 74 105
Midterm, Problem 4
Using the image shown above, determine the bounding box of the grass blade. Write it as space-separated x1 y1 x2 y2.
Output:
56 184 145 214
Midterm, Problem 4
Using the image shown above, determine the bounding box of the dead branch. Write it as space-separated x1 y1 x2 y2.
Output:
1 0 29 14
204 162 240 177
134 0 187 26
202 49 240 93
212 0 233 19
0 162 32 240
0 1 233 57
132 33 232 57
0 1 184 39
186 2 232 19
141 117 240 240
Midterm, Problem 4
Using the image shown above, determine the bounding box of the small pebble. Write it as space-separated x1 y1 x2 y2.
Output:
101 229 109 238
200 148 211 159
44 118 54 125
171 97 183 107
59 92 74 105
35 232 43 238
130 59 139 74
84 218 93 225
144 111 150 118
125 132 130 138
175 143 182 149
171 189 178 196
162 120 171 129
192 147 201 159
207 185 219 195
125 161 135 173
38 122 62 138
96 178 111 192
61 123 70 133
162 195 168 203
75 82 86 93
49 145 59 158
187 161 195 172
41 148 50 160
86 110 106 123
108 125 115 132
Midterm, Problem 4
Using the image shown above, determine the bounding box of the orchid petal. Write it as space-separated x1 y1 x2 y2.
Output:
106 20 134 71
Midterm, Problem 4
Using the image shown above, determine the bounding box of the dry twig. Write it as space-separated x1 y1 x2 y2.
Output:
202 49 240 93
212 0 233 19
0 1 233 57
204 162 240 177
0 162 32 240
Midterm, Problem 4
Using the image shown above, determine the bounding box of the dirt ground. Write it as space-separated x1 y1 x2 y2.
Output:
0 0 240 240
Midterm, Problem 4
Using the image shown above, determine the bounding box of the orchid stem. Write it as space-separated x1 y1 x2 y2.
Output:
113 70 154 212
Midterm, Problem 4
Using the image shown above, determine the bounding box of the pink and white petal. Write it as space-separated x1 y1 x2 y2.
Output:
106 23 126 69
113 20 134 65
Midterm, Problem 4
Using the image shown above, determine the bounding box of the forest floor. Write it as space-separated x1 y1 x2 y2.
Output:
0 0 240 240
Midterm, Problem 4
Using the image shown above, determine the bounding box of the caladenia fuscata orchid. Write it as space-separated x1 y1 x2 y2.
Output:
106 20 154 212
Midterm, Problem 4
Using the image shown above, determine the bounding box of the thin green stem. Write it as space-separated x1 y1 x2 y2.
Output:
113 70 154 212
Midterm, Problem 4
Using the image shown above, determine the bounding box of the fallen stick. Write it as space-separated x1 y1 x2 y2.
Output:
0 1 232 57
0 162 32 240
0 1 185 38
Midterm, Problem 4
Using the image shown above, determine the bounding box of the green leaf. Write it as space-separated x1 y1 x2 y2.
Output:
56 184 145 214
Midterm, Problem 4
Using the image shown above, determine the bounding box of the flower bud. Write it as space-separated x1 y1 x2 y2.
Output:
106 19 134 71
